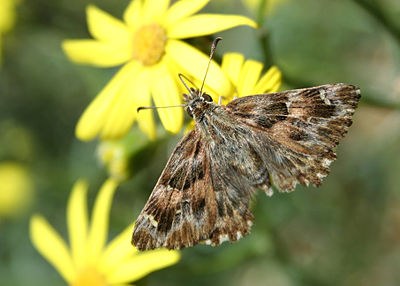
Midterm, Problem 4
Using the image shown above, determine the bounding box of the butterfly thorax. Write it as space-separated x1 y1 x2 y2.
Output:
184 88 215 121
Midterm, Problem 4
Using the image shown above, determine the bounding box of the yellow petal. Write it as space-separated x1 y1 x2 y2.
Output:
270 80 282 93
75 62 138 141
99 223 138 273
100 64 142 139
107 250 180 284
168 14 257 39
86 5 130 44
87 179 119 262
142 0 170 23
151 63 183 134
62 40 131 67
0 0 17 32
30 215 76 283
184 120 196 134
166 40 232 97
163 54 187 94
133 70 156 139
165 0 210 26
253 65 282 94
67 180 89 267
237 59 263 97
221 53 244 86
123 0 142 29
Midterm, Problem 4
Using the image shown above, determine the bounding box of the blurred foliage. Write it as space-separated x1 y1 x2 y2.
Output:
0 0 399 285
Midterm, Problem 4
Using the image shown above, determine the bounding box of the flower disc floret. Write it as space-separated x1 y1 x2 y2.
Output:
132 23 167 66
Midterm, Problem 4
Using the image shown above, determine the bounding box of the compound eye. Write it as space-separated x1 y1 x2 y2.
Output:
186 106 193 118
202 93 213 102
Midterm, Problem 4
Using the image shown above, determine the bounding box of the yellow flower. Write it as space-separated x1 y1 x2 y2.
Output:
97 128 155 181
185 52 282 132
0 162 34 219
220 52 282 102
30 179 180 285
63 0 257 141
97 141 130 182
0 0 19 65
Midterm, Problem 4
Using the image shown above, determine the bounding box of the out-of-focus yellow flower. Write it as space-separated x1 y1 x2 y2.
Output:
63 0 257 141
97 141 130 182
30 179 180 285
0 0 18 65
0 162 34 219
97 128 154 181
220 52 281 103
242 0 287 16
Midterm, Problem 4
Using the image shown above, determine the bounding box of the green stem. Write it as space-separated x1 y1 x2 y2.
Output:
257 0 273 68
256 0 267 25
352 0 400 46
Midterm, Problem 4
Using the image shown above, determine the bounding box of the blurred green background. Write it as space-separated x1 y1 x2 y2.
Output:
1 0 400 285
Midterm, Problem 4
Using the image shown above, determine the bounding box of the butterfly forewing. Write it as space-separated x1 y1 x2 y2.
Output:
226 84 360 191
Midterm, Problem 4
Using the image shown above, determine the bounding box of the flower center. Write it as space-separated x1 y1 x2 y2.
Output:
132 23 167 66
71 267 107 286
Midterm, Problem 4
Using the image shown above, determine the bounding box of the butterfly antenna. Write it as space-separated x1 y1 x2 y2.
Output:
178 73 198 94
137 104 185 112
200 37 222 95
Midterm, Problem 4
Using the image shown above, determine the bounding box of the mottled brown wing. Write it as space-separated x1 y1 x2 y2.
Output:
131 128 254 250
226 83 361 192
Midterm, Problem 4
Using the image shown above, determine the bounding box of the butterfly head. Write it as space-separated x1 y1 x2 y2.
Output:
179 37 221 119
183 87 214 118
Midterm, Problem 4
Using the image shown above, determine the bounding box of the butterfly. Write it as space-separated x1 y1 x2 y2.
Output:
131 39 361 251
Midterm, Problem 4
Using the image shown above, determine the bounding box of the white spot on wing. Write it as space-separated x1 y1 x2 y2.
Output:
322 158 332 168
236 231 242 240
319 89 331 105
219 234 230 244
320 89 326 99
204 239 212 245
144 214 158 228
265 188 274 197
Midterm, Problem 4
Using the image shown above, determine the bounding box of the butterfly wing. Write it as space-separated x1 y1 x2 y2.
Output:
132 83 360 250
226 83 361 192
132 128 254 250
